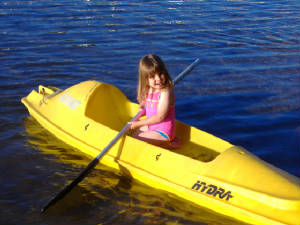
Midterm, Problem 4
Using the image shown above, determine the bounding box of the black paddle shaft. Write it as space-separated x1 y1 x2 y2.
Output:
41 58 200 213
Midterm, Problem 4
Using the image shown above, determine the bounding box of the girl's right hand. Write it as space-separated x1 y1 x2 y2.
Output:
128 121 140 130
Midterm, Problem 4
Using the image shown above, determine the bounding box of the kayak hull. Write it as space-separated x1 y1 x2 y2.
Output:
22 80 300 225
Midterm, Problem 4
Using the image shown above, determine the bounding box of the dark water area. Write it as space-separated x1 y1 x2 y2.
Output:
0 0 299 225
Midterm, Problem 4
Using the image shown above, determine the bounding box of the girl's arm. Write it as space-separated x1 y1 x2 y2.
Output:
129 89 172 129
138 101 146 116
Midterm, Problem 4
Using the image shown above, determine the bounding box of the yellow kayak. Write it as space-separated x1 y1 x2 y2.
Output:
21 80 300 225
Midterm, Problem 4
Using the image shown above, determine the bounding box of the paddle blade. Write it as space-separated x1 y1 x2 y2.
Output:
41 158 99 213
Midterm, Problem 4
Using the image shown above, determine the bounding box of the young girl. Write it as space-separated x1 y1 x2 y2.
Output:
129 54 181 149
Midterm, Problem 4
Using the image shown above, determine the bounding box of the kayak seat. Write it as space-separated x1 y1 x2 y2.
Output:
85 82 130 131
174 122 222 162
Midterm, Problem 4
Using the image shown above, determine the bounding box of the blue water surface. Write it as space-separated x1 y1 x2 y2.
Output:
0 1 299 225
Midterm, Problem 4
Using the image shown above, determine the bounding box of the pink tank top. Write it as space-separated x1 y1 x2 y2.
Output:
145 91 175 141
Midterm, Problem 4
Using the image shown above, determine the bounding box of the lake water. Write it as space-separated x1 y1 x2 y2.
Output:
0 0 299 225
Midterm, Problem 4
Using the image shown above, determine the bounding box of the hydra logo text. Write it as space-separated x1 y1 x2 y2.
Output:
192 180 233 201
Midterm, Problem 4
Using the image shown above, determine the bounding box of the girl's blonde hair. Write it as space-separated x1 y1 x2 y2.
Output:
137 54 173 103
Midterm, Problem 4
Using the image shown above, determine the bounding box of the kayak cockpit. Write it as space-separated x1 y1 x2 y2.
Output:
83 81 229 162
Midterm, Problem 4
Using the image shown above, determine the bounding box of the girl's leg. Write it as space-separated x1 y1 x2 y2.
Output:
132 127 181 149
133 130 168 146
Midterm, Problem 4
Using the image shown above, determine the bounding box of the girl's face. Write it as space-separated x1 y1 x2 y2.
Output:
148 72 166 90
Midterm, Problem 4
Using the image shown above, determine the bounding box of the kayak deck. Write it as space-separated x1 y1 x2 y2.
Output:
21 80 300 225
